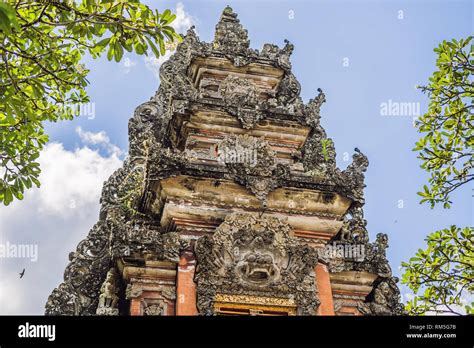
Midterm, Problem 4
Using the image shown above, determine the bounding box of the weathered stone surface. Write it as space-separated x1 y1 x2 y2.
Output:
194 213 319 315
45 6 402 316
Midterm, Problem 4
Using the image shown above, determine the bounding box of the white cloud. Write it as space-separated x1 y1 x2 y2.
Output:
144 54 171 80
144 2 196 80
0 140 122 314
122 57 137 74
172 2 195 33
76 126 123 157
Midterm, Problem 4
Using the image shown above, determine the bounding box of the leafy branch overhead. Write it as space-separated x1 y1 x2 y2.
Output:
402 226 474 315
402 37 474 316
0 0 180 205
414 37 473 209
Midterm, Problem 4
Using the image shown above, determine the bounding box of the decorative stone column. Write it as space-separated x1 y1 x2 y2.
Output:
176 250 198 315
120 260 177 316
330 271 378 315
315 263 335 315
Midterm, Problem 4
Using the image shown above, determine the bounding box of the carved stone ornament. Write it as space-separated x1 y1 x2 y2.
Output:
218 134 290 204
213 6 250 62
45 6 402 316
218 75 263 129
96 268 120 316
194 213 319 315
143 300 166 316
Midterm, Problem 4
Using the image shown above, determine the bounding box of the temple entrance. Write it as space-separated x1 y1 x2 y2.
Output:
213 294 297 316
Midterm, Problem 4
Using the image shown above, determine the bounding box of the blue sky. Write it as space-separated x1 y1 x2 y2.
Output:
1 0 472 314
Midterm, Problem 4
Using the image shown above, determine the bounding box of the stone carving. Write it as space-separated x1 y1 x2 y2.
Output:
218 134 290 204
45 216 185 315
143 300 166 316
277 72 301 106
129 101 160 159
45 6 401 316
218 134 275 175
260 39 293 70
194 213 319 315
327 231 405 315
161 232 190 263
342 148 369 203
359 277 405 316
219 75 263 129
198 76 222 99
45 221 112 315
339 205 369 244
213 6 250 62
305 88 326 127
125 284 143 300
301 89 339 180
333 299 369 314
96 268 120 316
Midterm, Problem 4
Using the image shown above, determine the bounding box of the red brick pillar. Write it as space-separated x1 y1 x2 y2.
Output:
176 251 198 315
315 263 335 315
130 298 142 316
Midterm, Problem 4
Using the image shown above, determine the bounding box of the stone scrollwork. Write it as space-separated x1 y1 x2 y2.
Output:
194 213 319 315
45 221 112 315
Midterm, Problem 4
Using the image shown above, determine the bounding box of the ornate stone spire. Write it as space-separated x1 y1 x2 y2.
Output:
45 6 403 317
213 6 250 56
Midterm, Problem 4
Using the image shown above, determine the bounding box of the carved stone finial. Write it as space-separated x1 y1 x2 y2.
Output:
340 148 369 203
305 88 326 127
213 6 250 57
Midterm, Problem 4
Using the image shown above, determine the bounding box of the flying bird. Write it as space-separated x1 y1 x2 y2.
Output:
19 268 25 279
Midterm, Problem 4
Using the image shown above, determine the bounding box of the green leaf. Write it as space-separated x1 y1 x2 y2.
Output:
0 0 177 205
145 36 160 58
114 41 124 62
96 37 111 48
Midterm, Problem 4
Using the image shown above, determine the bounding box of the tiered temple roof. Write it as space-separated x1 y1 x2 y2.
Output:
46 6 403 316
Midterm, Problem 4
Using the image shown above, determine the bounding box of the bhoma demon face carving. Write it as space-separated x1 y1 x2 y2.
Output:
194 213 320 315
233 226 280 285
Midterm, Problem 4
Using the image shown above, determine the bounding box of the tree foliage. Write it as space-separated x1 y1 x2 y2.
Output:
415 37 473 208
0 0 180 205
402 37 474 315
402 226 474 315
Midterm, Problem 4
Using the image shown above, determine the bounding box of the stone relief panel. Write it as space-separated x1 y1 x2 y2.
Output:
194 213 319 315
218 134 290 205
